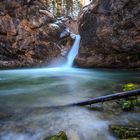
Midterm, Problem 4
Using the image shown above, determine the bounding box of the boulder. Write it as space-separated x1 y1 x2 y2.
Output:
76 0 140 68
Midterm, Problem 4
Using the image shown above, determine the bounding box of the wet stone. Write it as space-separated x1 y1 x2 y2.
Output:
44 131 68 140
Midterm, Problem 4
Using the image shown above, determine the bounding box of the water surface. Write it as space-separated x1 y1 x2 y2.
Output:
0 68 140 140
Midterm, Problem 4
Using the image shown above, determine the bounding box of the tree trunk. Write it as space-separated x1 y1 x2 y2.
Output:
56 0 62 16
68 89 140 106
65 0 73 16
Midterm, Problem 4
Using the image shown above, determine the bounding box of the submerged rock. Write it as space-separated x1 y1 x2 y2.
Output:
44 131 68 140
0 0 70 68
76 0 140 68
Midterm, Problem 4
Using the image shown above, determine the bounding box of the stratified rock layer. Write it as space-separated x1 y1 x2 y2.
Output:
0 0 68 68
76 0 140 68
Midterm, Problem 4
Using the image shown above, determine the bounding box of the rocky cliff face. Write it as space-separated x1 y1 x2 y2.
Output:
76 0 140 68
0 0 70 68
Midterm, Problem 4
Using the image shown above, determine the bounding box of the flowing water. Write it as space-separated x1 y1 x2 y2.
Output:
0 35 140 140
0 68 140 140
64 35 81 67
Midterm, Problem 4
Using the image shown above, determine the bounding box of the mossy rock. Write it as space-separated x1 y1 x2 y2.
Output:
122 83 138 92
109 124 140 139
122 100 133 111
121 83 139 111
44 131 68 140
121 138 140 140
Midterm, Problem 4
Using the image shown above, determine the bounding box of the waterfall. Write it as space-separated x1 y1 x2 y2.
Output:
64 34 81 68
48 34 80 69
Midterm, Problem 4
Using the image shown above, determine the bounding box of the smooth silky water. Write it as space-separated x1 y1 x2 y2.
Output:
0 35 140 140
0 68 140 140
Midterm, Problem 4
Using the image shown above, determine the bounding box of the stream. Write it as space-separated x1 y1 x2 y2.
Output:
0 67 140 140
0 34 140 140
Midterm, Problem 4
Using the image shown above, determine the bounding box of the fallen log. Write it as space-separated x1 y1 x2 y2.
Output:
68 89 140 106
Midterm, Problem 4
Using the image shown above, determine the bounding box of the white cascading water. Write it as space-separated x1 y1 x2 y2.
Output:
48 34 81 69
64 34 81 68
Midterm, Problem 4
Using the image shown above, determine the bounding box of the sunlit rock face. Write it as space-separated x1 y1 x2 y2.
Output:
76 0 140 68
0 0 69 68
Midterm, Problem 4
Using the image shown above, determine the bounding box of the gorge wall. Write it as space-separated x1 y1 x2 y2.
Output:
0 0 69 68
76 0 140 68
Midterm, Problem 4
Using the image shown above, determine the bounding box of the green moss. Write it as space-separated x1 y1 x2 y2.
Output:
45 131 68 140
110 124 140 139
121 138 140 140
121 83 139 111
122 83 138 91
110 125 126 138
122 100 133 111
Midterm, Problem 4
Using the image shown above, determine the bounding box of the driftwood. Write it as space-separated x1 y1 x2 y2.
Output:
68 89 140 106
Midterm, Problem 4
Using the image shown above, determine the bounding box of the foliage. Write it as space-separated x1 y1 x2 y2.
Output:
40 0 83 17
